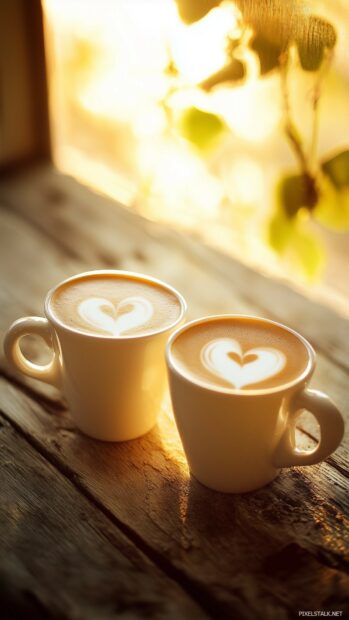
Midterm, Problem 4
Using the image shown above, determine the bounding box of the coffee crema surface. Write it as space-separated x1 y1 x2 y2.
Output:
171 317 309 391
50 274 182 336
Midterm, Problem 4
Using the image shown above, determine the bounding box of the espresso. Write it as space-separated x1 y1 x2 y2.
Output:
171 317 309 391
50 273 182 336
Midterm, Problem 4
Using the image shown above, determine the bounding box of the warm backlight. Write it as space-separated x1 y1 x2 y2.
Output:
42 0 349 313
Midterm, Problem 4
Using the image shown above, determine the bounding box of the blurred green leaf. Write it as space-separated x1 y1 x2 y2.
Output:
251 33 283 75
296 16 336 71
291 226 325 280
314 177 349 231
268 209 324 280
322 150 349 189
268 208 294 252
180 107 226 151
279 173 318 217
174 0 220 24
200 60 246 91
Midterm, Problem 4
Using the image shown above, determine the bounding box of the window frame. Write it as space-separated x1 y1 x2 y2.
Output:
0 0 50 170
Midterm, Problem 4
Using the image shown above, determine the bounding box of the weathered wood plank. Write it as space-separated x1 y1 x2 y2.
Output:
1 378 348 620
1 164 348 371
0 166 348 618
0 206 83 402
0 415 208 620
1 198 348 464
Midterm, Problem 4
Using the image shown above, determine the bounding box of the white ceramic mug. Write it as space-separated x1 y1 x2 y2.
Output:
166 315 345 493
4 270 186 441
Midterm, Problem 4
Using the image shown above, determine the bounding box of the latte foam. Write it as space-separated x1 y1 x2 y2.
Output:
170 317 310 391
50 273 182 336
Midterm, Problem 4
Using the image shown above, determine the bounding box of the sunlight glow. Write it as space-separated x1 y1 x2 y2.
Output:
225 157 266 205
137 139 224 224
211 74 282 142
171 3 241 83
42 0 349 312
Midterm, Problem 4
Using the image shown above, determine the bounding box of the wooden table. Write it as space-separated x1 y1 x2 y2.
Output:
0 164 348 620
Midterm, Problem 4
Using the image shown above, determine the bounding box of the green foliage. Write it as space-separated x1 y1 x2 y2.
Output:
274 151 349 276
272 151 349 278
279 173 318 218
315 178 349 231
290 226 325 280
200 60 246 91
269 208 295 253
272 170 327 279
173 1 341 279
322 150 349 189
311 150 349 231
180 107 226 151
268 209 324 280
174 0 220 24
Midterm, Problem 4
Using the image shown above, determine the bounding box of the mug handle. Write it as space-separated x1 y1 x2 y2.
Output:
4 317 61 388
273 389 344 467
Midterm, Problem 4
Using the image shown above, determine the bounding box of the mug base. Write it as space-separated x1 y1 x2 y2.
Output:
76 421 157 442
190 470 279 494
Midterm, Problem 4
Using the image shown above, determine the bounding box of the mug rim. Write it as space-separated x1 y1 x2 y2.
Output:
44 269 187 340
166 314 315 396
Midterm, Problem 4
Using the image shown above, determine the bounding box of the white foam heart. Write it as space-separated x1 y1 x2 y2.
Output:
78 296 153 336
201 338 286 389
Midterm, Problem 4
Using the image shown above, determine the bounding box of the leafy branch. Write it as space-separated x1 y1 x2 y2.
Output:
173 0 349 278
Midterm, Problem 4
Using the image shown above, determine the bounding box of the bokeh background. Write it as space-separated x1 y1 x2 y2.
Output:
42 0 349 313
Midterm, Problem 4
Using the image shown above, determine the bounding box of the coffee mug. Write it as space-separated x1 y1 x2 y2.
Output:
4 270 186 441
166 315 344 493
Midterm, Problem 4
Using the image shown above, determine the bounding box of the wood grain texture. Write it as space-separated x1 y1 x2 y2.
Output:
0 165 348 619
1 164 348 370
0 415 208 620
0 173 348 461
1 379 349 620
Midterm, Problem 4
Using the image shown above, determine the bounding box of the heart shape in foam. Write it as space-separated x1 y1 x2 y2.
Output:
201 338 286 389
78 296 153 336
